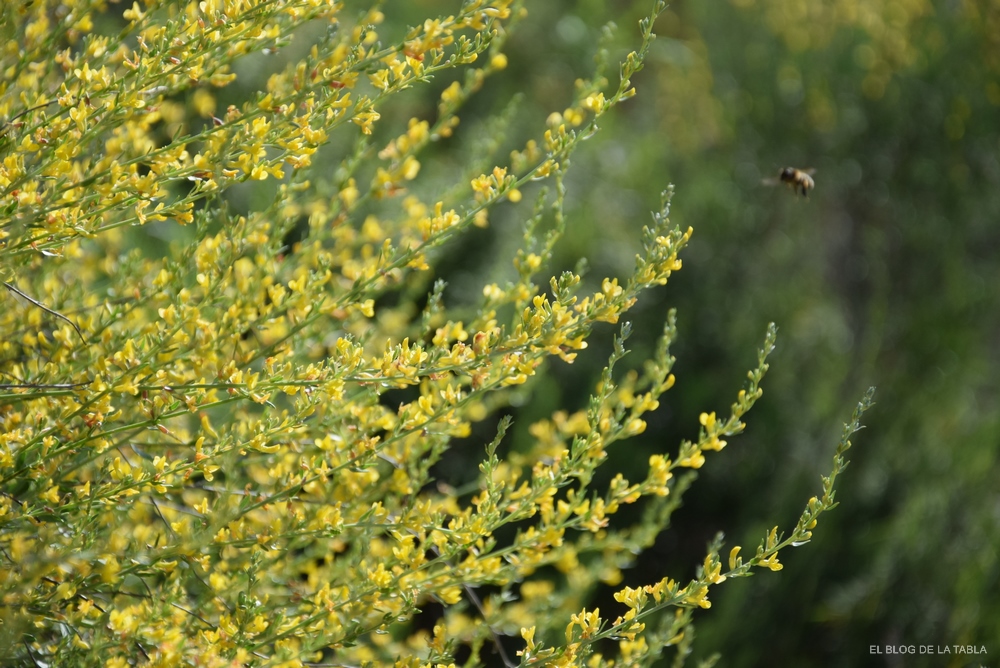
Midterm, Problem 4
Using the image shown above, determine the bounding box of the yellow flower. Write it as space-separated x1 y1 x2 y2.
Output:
703 555 727 584
760 553 784 571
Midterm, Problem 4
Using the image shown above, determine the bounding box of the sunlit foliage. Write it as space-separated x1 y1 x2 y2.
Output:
0 1 874 666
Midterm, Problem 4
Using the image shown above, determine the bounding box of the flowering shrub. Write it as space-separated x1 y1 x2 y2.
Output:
0 1 872 666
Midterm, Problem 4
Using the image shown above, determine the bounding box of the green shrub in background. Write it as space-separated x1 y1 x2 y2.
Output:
623 2 1000 665
0 1 874 666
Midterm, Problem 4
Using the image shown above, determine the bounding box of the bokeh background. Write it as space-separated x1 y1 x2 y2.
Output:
126 0 999 665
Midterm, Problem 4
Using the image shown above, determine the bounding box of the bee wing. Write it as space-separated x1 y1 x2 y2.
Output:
803 168 816 175
761 177 781 186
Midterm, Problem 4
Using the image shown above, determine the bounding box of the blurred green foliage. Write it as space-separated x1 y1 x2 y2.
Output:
365 0 999 665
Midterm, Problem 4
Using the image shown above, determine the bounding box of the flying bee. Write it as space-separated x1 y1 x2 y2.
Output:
763 167 815 197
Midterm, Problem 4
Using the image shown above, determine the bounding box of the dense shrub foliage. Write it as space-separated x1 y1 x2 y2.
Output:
0 1 874 666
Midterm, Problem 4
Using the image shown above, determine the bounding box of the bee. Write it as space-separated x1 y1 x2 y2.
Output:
763 167 815 197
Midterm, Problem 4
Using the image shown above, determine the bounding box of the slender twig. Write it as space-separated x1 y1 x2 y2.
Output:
428 545 515 668
3 281 86 343
23 639 43 668
136 642 150 661
462 583 515 668
0 381 89 389
0 101 56 131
